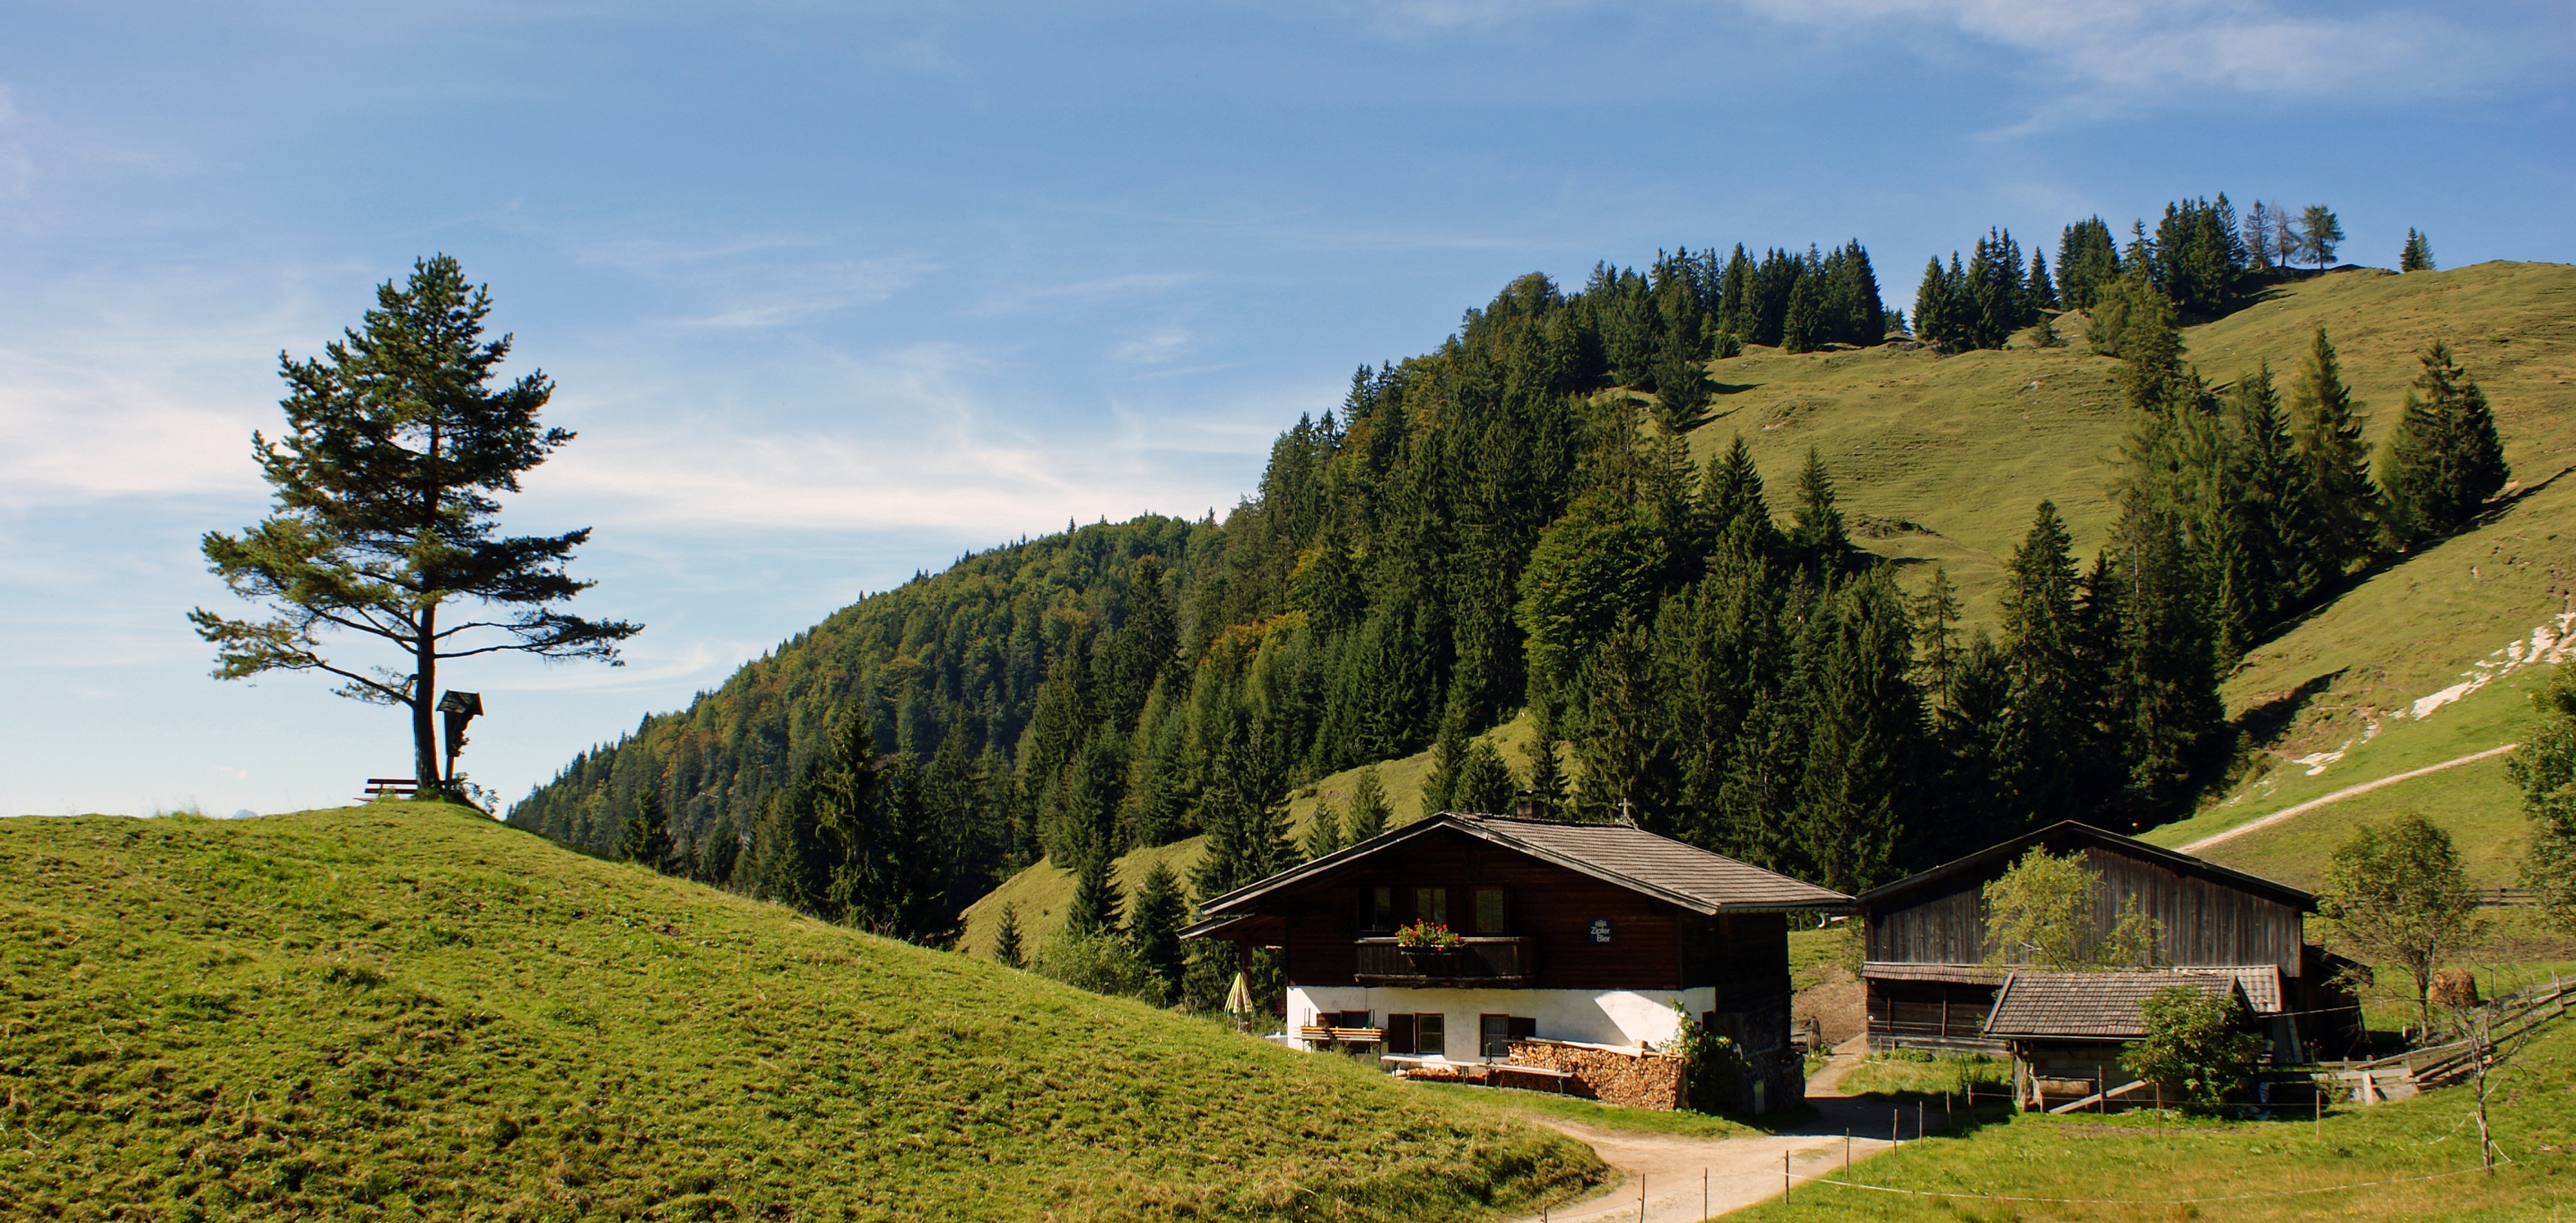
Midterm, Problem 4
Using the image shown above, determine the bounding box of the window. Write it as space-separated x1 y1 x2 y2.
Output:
1386 1013 1416 1054
1415 1012 1446 1058
1368 886 1394 931
1413 887 1448 926
1480 1014 1538 1058
1473 888 1507 934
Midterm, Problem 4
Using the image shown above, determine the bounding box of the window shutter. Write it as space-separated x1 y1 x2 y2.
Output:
1386 1013 1417 1055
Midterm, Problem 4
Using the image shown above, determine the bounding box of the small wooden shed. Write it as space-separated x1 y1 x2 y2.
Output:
1984 969 2262 1111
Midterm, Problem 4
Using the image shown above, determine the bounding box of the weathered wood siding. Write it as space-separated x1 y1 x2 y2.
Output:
1865 844 2305 974
1866 979 2002 1046
1269 827 1782 994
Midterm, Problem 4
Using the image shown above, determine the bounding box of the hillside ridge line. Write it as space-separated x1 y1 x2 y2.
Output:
2175 743 2520 854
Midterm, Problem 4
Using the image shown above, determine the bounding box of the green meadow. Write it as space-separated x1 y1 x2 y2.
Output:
0 803 1601 1221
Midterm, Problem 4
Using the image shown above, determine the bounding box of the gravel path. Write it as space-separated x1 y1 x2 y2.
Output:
1512 1039 1946 1222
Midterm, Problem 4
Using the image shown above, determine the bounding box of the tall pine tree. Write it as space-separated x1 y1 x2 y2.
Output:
2382 342 2509 544
2288 328 2379 573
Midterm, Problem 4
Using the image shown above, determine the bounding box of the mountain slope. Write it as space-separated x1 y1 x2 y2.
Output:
0 804 1598 1220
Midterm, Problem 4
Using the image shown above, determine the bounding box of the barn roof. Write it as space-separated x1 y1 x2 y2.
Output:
1182 811 1848 938
1981 970 2253 1040
1853 821 2315 913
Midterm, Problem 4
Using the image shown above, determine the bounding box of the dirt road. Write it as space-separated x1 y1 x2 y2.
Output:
1511 1040 1943 1222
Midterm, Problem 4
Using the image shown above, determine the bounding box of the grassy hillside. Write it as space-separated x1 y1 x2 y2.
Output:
959 263 2576 951
0 803 1603 1221
1694 262 2576 638
1740 1011 2576 1221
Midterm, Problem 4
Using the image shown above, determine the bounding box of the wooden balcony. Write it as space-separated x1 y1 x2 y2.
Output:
1354 936 1532 985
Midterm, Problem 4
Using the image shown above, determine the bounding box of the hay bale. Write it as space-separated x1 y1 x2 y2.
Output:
2430 968 2479 1010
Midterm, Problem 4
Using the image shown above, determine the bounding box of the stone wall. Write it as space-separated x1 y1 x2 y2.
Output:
1505 1040 1685 1111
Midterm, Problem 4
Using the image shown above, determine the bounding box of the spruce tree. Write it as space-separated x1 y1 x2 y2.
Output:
2382 342 2510 543
1192 724 1295 898
1930 629 2014 858
1127 862 1188 1003
1422 701 1471 817
1997 503 2089 829
2109 279 2185 413
1792 571 1919 892
1702 436 1781 559
1300 798 1345 861
1526 698 1568 813
2057 216 2122 312
1913 564 1963 700
1573 612 1671 828
621 787 670 869
2400 229 2436 273
992 902 1026 969
2106 508 2227 830
2028 250 2058 310
1790 447 1851 579
1452 740 1520 816
2222 363 2324 643
1780 271 1823 355
2288 328 2379 572
1064 842 1122 936
1913 257 1952 349
1345 766 1392 841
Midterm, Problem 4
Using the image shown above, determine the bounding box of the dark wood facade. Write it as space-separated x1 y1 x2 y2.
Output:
1265 826 1790 1002
1865 845 2306 972
1854 822 2356 1056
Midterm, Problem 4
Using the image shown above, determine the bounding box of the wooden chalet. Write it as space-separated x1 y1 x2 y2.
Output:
1182 809 1849 1113
1853 821 2361 1061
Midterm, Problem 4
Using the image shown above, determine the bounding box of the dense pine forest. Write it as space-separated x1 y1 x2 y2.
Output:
510 193 2506 959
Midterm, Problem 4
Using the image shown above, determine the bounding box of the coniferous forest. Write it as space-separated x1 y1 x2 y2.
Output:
510 194 2506 967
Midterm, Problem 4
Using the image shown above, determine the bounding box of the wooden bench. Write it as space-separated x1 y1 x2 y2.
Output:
361 777 419 800
1299 1026 1387 1049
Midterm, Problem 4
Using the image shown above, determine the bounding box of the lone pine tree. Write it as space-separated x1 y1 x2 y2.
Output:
192 256 639 794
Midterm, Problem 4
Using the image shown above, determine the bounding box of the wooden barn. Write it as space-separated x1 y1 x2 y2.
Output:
1181 809 1849 1113
1853 821 2362 1061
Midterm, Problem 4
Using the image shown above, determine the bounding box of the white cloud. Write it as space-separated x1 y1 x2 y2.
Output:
1113 326 1192 364
1730 0 2502 104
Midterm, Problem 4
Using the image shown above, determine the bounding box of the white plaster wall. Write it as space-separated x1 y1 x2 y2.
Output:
1289 985 1716 1060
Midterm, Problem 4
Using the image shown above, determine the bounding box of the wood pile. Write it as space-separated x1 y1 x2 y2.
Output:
1504 1040 1684 1110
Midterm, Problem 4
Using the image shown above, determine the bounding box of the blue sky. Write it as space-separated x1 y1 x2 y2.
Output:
4 1 2569 817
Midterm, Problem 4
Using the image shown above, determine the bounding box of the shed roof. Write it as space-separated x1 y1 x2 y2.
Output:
1855 821 2315 913
1861 962 2012 985
1981 970 2252 1040
1185 811 1848 936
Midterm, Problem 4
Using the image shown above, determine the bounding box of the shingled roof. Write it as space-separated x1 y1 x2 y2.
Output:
1982 970 2252 1040
1855 820 2315 912
1186 810 1848 932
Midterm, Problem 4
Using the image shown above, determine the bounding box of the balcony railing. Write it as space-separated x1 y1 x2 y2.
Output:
1354 936 1531 984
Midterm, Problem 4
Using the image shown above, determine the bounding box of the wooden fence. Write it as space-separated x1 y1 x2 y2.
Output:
2315 972 2575 1103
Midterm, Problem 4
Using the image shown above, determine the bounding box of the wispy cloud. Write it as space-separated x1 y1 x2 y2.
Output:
1112 326 1192 365
0 85 31 199
1730 0 2510 108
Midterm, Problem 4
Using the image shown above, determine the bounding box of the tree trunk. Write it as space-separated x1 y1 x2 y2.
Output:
413 602 441 791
